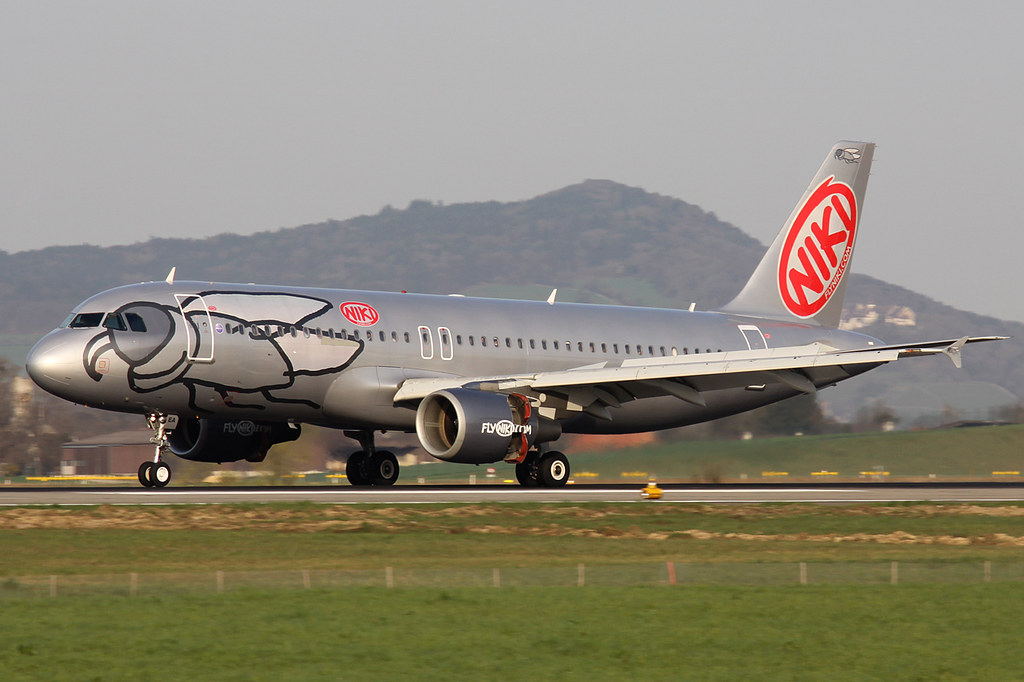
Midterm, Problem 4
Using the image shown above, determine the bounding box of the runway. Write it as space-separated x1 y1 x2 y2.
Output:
2 483 1024 506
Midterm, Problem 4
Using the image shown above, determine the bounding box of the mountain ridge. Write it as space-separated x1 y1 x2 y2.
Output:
2 179 1019 419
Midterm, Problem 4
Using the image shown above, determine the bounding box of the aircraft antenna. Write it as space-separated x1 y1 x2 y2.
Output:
165 267 176 284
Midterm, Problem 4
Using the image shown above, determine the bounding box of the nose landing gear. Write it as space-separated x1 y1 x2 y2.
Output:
139 413 173 488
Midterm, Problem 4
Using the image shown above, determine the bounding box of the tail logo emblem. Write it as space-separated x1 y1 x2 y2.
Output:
777 176 857 318
834 148 861 163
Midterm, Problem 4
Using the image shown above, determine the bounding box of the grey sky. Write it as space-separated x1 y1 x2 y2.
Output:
3 2 1022 321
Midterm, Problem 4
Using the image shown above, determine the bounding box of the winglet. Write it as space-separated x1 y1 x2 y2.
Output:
165 267 176 284
942 336 969 369
546 289 557 305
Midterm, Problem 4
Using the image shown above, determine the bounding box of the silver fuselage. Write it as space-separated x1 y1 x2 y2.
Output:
27 280 884 435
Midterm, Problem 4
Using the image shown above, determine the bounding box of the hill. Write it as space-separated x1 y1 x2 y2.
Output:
2 179 1020 420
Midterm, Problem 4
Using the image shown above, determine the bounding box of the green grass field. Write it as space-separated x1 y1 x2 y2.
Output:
399 423 1024 484
3 502 1024 680
2 585 1022 681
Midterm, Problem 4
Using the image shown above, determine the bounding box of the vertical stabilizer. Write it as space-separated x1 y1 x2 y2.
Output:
720 141 874 327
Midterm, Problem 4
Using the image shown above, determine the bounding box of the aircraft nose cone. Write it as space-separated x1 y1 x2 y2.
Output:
26 333 80 396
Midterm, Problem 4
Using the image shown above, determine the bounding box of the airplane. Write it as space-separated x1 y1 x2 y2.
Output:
25 141 1003 488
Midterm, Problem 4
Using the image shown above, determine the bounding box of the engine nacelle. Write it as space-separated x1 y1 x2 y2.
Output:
167 418 301 463
415 388 558 464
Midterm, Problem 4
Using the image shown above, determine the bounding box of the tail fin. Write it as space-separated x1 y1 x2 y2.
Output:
720 140 875 327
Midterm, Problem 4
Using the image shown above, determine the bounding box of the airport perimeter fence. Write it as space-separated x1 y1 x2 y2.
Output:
4 561 1024 599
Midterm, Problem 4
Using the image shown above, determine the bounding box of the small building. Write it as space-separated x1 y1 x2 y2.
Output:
60 431 154 476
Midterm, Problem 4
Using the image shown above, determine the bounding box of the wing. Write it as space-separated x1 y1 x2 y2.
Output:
392 336 1006 422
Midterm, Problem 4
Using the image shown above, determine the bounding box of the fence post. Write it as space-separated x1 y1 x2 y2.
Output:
385 566 394 588
493 568 501 588
50 575 57 598
666 561 676 586
577 563 585 587
890 561 899 585
217 571 224 594
984 560 991 583
799 562 807 586
302 570 311 590
130 572 138 597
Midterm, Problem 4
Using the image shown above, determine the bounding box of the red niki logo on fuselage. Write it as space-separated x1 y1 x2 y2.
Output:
340 301 380 327
777 176 857 318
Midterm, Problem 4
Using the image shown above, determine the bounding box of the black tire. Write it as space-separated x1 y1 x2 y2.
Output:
515 452 540 487
151 461 172 488
367 450 400 486
138 461 154 487
346 451 371 486
538 451 570 487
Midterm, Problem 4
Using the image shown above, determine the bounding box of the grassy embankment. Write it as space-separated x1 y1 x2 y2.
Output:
3 502 1024 575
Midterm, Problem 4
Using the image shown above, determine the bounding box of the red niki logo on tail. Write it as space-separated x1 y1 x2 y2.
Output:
777 176 857 318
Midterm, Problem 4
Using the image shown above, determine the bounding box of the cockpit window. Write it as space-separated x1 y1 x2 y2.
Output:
68 310 149 332
125 312 147 332
68 312 104 328
102 313 127 331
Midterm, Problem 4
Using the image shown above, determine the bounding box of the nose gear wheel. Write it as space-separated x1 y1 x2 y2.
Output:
139 413 173 488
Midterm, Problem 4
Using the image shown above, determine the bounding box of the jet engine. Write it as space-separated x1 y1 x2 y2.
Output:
415 388 559 464
167 418 301 463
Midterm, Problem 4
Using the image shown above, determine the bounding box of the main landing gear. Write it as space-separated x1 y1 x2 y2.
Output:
139 413 173 488
344 430 399 487
514 449 570 487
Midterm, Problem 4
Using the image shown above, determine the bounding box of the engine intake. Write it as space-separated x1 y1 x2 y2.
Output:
167 418 301 463
415 388 558 464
